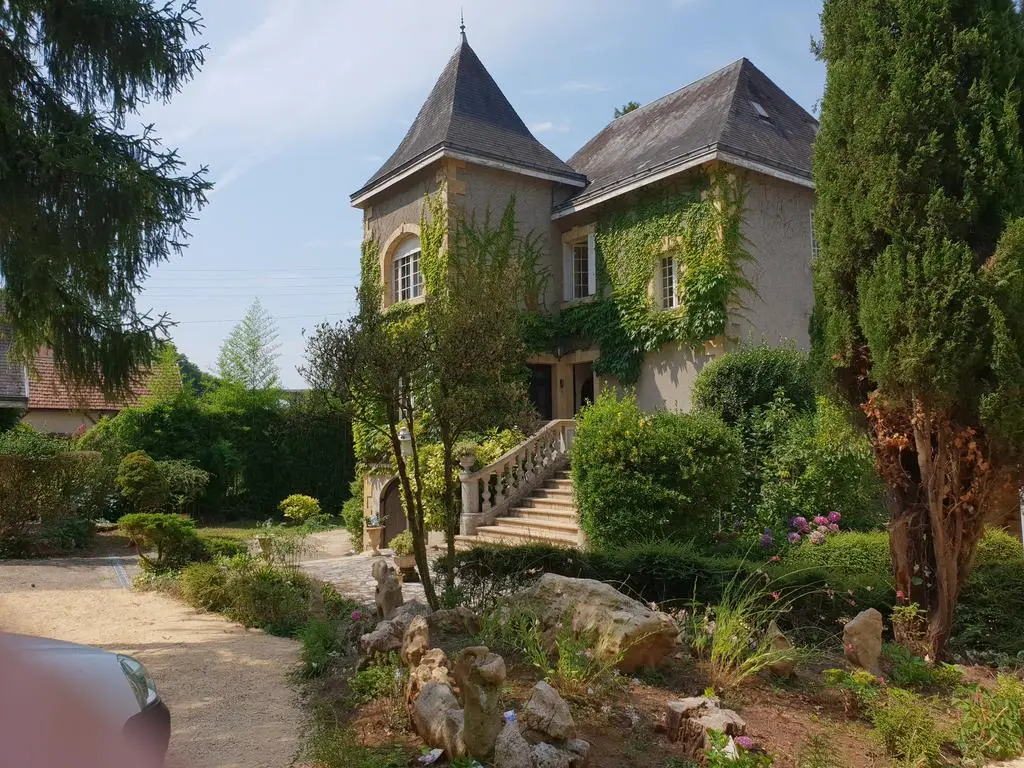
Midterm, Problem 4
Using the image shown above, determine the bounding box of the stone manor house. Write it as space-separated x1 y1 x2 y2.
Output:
353 33 818 545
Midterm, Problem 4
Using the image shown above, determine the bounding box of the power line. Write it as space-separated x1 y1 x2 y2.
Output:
175 312 348 325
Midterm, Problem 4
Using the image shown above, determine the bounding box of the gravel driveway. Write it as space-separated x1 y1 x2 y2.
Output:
0 555 303 768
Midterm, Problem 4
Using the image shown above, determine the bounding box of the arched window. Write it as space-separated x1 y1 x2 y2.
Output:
392 237 423 303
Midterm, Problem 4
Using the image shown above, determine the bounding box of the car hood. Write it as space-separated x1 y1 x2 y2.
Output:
0 633 145 725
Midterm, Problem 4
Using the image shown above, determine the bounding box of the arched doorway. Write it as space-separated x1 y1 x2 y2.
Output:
380 479 408 545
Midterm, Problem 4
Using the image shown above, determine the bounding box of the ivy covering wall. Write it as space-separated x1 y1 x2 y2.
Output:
525 170 750 384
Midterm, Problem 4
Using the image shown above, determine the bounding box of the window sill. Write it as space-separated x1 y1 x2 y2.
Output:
382 294 426 310
560 295 597 310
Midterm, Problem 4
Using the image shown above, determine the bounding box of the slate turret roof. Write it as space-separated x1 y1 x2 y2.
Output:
557 58 818 215
0 334 28 408
352 33 585 204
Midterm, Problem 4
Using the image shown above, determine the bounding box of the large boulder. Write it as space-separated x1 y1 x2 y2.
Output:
428 606 482 636
764 620 796 677
843 608 883 674
405 648 452 714
516 574 676 672
453 646 506 759
410 680 466 759
493 721 533 768
359 619 403 659
401 616 430 668
522 681 575 743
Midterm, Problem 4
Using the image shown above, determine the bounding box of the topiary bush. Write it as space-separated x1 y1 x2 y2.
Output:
571 392 740 548
201 535 248 560
116 451 169 512
117 512 205 571
974 528 1024 566
156 459 211 515
279 493 322 523
692 344 815 425
782 531 892 579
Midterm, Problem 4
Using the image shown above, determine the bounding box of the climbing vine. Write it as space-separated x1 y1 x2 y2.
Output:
358 239 381 313
524 170 750 384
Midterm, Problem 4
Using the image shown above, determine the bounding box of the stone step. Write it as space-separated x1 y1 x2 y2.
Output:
473 525 578 547
509 505 576 521
496 515 578 534
532 487 574 501
522 494 575 510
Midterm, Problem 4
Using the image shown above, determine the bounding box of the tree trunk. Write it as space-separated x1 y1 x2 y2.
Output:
389 424 440 610
441 448 458 587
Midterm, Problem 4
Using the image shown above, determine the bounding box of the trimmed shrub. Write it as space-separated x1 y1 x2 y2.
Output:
220 559 315 636
118 512 205 571
975 528 1024 566
572 393 741 548
782 531 892 579
279 493 322 523
0 424 69 457
202 535 248 560
178 562 230 611
156 459 211 515
692 344 815 425
953 561 1024 658
117 451 169 512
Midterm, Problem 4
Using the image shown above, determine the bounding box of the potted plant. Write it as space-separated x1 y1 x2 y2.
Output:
389 530 418 581
365 514 386 551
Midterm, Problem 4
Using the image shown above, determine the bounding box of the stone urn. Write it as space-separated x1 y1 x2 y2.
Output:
365 525 385 551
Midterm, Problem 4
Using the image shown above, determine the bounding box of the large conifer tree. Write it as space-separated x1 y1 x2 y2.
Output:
0 1 209 394
813 0 1024 654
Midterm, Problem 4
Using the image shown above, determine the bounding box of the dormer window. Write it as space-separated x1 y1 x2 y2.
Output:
563 230 596 302
392 237 423 303
660 255 679 309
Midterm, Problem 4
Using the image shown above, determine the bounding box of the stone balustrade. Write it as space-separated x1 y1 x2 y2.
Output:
459 419 576 536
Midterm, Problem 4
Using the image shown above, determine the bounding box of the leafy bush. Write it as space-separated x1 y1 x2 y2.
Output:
868 687 945 768
279 493 322 523
975 528 1024 566
952 561 1024 658
388 530 413 556
881 644 962 690
342 477 364 550
298 618 341 679
349 652 407 705
782 531 892 579
116 451 169 512
692 344 815 425
37 517 94 552
118 512 205 571
706 730 772 767
0 423 69 457
156 459 211 514
178 562 230 611
201 535 248 559
572 393 740 548
955 675 1024 762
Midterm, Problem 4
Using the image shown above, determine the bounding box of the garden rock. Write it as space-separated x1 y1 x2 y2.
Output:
764 620 796 677
372 560 405 620
843 608 883 673
694 708 746 736
665 696 745 757
391 599 432 627
516 574 676 672
428 606 482 636
410 680 466 759
453 646 506 758
406 648 453 712
522 681 575 742
530 742 577 768
359 619 403 660
401 616 430 667
565 739 591 766
493 721 533 768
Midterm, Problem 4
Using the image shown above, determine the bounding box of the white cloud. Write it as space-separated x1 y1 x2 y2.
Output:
559 80 608 93
529 120 571 134
145 0 595 185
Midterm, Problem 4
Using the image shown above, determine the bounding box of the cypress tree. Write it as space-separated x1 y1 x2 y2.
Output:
813 0 1024 655
0 2 210 395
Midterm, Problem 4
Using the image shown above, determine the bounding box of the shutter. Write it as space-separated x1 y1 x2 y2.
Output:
563 242 573 301
587 233 597 296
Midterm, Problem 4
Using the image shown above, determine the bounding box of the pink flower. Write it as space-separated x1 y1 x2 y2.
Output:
770 555 781 563
828 523 840 533
813 515 829 527
350 611 362 620
787 532 802 544
771 591 781 601
736 736 754 750
896 590 905 601
828 511 842 523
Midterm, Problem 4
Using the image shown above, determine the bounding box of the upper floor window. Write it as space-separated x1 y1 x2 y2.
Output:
810 210 820 261
563 231 596 302
392 237 423 303
660 255 679 309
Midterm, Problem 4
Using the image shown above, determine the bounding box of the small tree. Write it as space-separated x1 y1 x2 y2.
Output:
614 101 641 118
116 451 169 512
813 0 1024 655
217 299 282 389
145 344 184 403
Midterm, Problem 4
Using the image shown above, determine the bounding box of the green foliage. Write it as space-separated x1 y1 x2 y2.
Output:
823 668 883 705
868 688 945 768
342 477 365 550
0 424 68 457
706 730 772 767
952 561 1024 658
201 535 248 560
145 343 183 403
0 1 210 395
614 100 641 118
782 531 891 578
477 607 549 671
155 459 210 514
693 345 815 425
216 299 282 389
882 644 963 691
303 719 407 768
298 618 342 679
37 516 95 552
571 392 740 548
116 451 169 512
955 675 1024 762
796 734 843 768
349 653 407 705
388 530 413 556
279 494 322 523
545 616 625 700
178 562 230 611
118 512 204 571
975 528 1024 566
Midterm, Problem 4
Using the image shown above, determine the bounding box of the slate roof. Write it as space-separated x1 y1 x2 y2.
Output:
353 34 585 202
0 335 28 407
561 58 818 211
26 349 150 411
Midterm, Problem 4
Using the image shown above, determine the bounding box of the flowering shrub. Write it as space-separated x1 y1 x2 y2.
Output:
787 510 842 545
706 729 773 766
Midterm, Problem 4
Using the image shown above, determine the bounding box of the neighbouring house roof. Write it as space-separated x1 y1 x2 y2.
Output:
0 336 29 408
26 349 150 412
352 33 586 204
557 58 818 216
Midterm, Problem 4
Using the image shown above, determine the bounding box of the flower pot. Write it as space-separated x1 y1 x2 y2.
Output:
365 525 385 551
394 553 419 582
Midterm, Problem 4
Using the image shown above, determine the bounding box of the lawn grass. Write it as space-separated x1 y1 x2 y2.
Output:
196 520 269 541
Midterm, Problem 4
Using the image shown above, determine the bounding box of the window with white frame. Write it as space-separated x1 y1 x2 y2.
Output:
564 232 596 301
810 210 820 261
660 255 679 309
392 237 423 303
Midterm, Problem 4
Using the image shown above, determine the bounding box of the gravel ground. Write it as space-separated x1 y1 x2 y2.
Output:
0 555 303 768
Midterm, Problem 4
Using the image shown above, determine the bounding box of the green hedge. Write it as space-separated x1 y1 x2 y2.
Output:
571 393 740 548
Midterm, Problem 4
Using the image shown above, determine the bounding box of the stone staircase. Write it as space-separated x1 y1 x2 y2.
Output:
455 469 580 548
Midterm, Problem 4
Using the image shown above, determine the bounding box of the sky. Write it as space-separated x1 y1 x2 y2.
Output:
140 0 826 388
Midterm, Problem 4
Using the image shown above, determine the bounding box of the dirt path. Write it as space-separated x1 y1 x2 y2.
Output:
0 556 303 768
